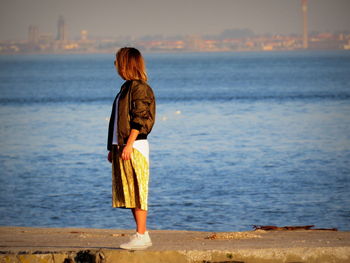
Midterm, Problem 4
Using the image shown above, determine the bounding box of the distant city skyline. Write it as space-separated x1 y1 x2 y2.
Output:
1 0 350 41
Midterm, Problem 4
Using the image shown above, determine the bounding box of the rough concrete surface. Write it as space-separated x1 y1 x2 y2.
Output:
0 226 349 263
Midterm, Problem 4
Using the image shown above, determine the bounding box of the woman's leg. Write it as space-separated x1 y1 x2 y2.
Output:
131 208 147 234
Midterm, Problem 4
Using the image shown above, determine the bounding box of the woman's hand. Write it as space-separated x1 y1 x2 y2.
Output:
107 151 112 163
121 129 140 160
122 145 133 160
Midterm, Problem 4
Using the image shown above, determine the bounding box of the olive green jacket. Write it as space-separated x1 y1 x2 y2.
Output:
107 80 156 151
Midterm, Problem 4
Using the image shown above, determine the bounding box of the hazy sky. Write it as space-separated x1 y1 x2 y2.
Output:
1 0 350 41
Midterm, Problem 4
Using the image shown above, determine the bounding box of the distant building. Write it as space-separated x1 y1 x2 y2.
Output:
344 40 350 50
57 16 67 41
185 35 204 51
28 25 39 43
80 30 88 41
39 33 54 44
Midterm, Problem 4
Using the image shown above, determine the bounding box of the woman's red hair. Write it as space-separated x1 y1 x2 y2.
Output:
116 47 148 81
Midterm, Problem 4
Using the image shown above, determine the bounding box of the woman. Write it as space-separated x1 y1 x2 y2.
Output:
107 47 156 250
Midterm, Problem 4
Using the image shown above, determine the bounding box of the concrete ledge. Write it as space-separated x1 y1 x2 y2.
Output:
0 227 349 263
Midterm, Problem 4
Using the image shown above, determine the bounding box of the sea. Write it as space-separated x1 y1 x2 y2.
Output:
0 51 349 232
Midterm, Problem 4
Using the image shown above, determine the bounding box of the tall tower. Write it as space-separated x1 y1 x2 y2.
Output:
301 0 308 49
57 15 67 41
28 25 39 43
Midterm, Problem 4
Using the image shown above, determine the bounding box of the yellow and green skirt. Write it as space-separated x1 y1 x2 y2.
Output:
111 140 150 211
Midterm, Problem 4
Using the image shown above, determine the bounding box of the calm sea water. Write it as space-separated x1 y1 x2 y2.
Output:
0 51 349 231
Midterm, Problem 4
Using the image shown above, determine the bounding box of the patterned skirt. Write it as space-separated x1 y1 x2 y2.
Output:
111 140 150 211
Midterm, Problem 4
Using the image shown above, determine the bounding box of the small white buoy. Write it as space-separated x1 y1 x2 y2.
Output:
175 110 181 115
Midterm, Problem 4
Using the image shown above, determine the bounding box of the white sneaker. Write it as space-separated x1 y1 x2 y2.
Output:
119 231 152 250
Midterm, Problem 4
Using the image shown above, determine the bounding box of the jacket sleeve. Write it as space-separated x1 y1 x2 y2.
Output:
130 83 154 131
